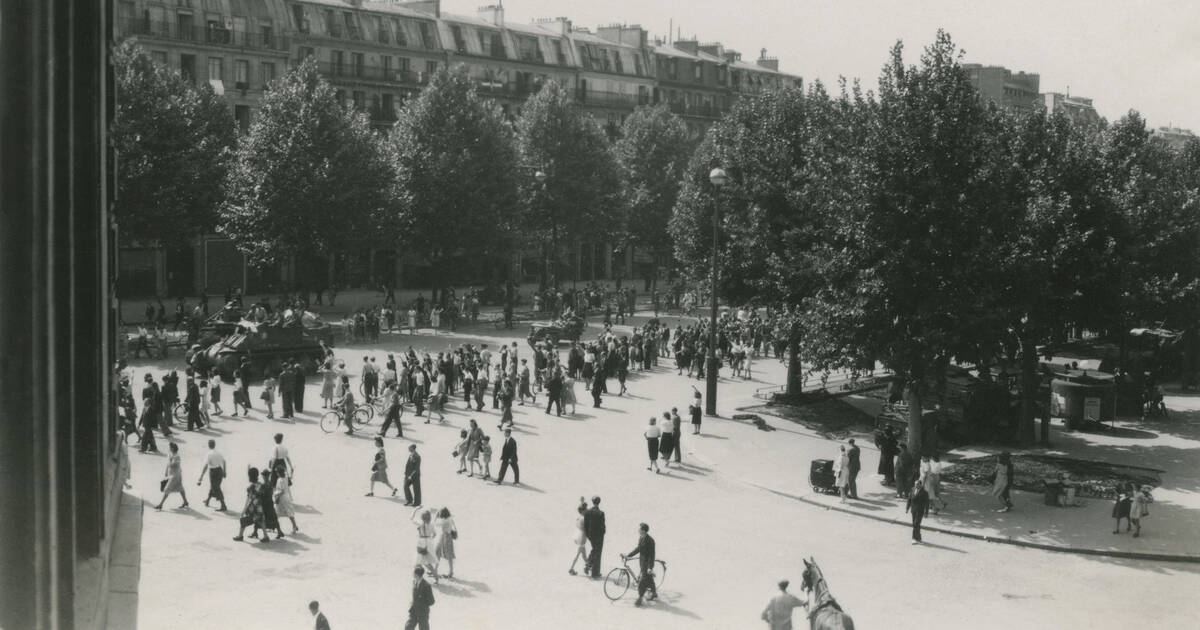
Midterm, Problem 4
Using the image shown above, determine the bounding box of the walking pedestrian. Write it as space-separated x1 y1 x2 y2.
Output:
411 508 440 582
658 412 675 468
875 425 898 486
435 507 458 578
990 452 1014 513
404 444 422 507
644 417 662 473
233 467 264 542
320 360 337 409
1129 485 1154 538
761 579 807 630
271 462 298 533
404 566 435 630
1112 482 1133 534
196 439 227 511
367 437 399 497
138 374 161 453
465 420 483 477
185 373 203 430
308 601 330 630
479 436 493 480
261 372 277 420
670 408 683 463
154 442 189 510
259 468 284 540
293 359 306 413
585 496 606 578
622 523 657 607
495 428 519 485
279 363 296 418
569 498 589 575
378 382 404 438
846 439 861 499
210 374 223 416
590 368 604 408
835 445 851 503
906 478 930 544
269 433 295 479
562 374 577 415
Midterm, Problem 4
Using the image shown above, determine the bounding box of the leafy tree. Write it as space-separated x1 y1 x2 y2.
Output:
386 67 520 300
801 32 999 455
515 82 623 286
111 39 235 245
220 58 393 278
669 81 861 393
614 105 692 289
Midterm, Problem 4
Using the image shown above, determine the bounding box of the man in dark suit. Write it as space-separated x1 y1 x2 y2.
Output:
292 358 306 413
544 370 563 416
138 374 160 453
308 600 331 630
185 374 202 430
584 496 606 578
404 444 422 506
279 363 296 418
590 369 604 408
495 428 519 485
847 438 861 499
623 522 657 607
405 566 435 630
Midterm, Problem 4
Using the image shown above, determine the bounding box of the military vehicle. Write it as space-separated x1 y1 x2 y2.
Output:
190 314 333 381
526 314 586 349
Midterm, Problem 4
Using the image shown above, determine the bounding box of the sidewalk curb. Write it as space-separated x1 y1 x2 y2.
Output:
793 493 1200 564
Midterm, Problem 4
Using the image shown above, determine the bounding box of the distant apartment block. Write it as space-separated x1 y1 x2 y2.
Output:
1042 92 1099 125
963 63 1040 111
1151 126 1196 151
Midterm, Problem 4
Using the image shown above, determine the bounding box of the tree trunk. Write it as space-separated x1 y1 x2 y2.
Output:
1019 331 1039 446
906 383 924 456
785 339 800 396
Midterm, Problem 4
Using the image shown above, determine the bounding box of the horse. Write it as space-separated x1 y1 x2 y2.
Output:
800 557 855 630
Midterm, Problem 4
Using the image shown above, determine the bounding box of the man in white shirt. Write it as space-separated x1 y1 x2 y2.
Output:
761 579 807 630
196 439 227 511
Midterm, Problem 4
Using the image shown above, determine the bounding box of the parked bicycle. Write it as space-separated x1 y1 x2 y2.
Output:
319 405 372 433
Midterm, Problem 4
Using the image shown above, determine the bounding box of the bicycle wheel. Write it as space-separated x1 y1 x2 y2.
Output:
319 411 340 434
603 568 631 601
654 560 667 590
173 403 187 421
359 381 367 397
353 407 371 426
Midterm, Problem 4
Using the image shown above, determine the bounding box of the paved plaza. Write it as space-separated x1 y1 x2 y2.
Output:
123 313 1200 629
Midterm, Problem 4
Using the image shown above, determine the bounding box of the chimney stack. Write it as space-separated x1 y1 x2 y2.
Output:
756 47 778 71
477 3 504 27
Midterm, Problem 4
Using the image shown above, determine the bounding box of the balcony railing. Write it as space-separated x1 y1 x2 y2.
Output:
576 89 648 109
473 79 541 99
313 61 427 86
118 18 288 51
667 100 725 119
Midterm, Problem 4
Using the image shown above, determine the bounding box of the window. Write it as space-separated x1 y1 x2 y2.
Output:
577 45 591 70
234 105 250 134
419 22 435 49
335 89 346 106
452 26 466 52
351 52 364 77
343 12 357 39
399 56 411 72
382 93 395 118
180 53 196 83
293 6 308 33
151 50 168 66
205 18 229 44
260 23 274 48
331 50 344 76
614 51 624 74
352 90 365 110
324 10 339 37
298 46 315 61
552 40 566 65
208 57 223 82
232 16 246 40
393 20 407 47
716 65 726 85
424 60 438 80
633 54 642 76
600 49 611 72
148 6 166 33
261 62 276 85
383 56 392 78
177 12 194 40
234 59 249 88
668 58 678 79
693 62 702 82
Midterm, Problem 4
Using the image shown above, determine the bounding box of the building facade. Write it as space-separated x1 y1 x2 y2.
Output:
113 0 802 296
1151 126 1196 151
1042 91 1100 125
963 63 1041 111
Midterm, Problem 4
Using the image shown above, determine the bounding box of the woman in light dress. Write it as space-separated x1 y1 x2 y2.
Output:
835 445 851 502
261 373 277 419
320 360 337 409
562 374 578 415
435 507 458 578
568 498 588 575
272 463 298 533
990 452 1013 512
412 508 440 582
922 455 947 513
154 441 189 510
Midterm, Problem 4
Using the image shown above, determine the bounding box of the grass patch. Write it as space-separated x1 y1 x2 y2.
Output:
742 399 876 440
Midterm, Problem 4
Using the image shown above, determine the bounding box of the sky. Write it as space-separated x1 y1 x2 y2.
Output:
439 0 1200 131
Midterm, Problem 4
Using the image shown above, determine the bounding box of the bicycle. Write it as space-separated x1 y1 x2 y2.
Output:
319 405 372 433
604 554 666 602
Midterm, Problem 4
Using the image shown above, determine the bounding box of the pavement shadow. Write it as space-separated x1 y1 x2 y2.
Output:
451 577 490 593
248 538 306 556
433 582 475 598
643 591 702 620
289 531 322 545
695 433 729 440
504 482 545 493
656 469 693 482
915 540 968 553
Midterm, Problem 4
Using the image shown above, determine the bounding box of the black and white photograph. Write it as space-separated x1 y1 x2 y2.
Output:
3 1 1200 628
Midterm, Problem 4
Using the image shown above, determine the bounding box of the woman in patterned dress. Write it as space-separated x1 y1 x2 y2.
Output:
366 437 397 497
233 467 263 542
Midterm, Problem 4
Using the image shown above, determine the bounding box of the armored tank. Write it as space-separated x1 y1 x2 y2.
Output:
192 315 333 381
526 314 586 349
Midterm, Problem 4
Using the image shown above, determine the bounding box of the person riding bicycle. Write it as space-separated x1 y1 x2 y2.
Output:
336 376 357 435
621 522 657 607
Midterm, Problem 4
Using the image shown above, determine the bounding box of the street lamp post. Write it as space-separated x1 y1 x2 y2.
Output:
706 167 729 416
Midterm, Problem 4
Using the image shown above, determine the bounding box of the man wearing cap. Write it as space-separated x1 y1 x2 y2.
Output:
761 579 807 629
622 523 657 607
185 373 203 430
494 428 519 485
